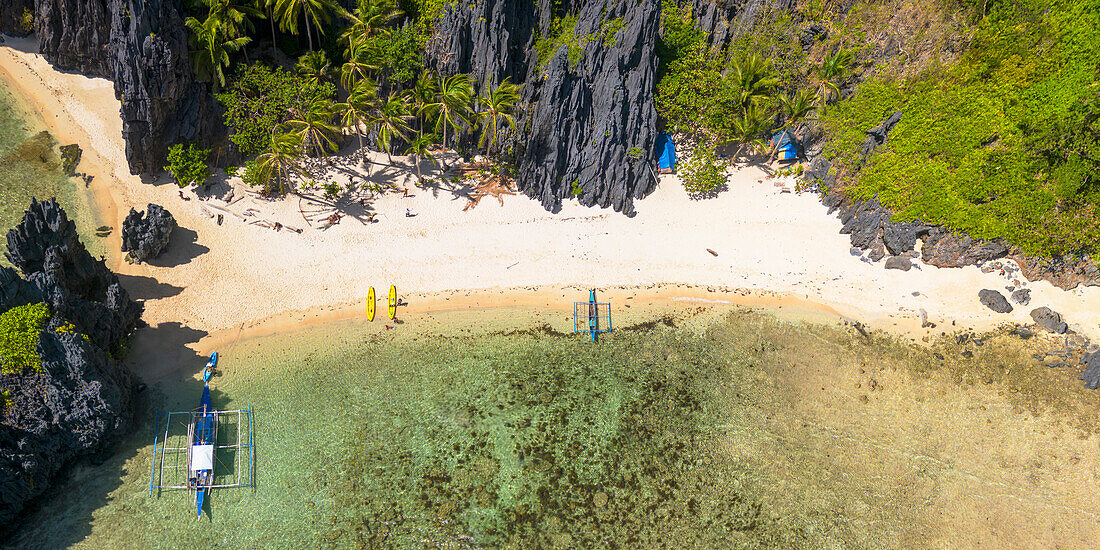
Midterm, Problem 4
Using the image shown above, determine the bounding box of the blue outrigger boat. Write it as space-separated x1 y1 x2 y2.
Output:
149 352 255 517
573 289 612 342
189 384 216 518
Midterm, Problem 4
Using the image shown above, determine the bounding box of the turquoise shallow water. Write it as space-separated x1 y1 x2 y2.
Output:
8 306 1100 548
0 80 104 265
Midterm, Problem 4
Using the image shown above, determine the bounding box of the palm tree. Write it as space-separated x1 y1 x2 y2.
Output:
368 92 412 163
421 73 473 168
405 71 437 138
338 0 402 57
258 0 278 41
727 104 772 159
476 77 522 156
296 51 334 86
405 133 438 184
185 15 251 91
728 53 780 109
287 96 340 157
336 78 377 151
205 0 263 41
255 131 304 194
814 48 853 113
273 0 338 51
340 39 381 92
778 88 816 128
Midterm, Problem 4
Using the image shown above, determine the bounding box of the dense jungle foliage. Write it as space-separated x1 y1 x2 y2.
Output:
824 1 1100 257
656 0 1100 258
181 0 520 195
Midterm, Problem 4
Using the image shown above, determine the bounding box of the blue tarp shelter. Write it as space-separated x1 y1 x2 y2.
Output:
770 130 799 161
656 132 676 173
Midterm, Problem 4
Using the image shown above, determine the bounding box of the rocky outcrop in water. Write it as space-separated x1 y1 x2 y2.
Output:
0 198 142 539
121 203 175 263
9 0 224 175
428 0 660 214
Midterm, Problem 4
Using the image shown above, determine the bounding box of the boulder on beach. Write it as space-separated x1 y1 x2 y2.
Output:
978 289 1012 313
884 255 912 271
1030 307 1068 334
121 204 176 263
1010 288 1031 306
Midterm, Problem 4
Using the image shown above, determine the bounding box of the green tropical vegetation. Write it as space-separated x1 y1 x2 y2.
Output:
655 0 818 175
818 1 1100 257
655 0 1100 257
679 142 726 197
181 0 524 197
164 143 212 188
0 302 50 375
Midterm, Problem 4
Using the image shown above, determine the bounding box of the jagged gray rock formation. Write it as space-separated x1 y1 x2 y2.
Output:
7 0 223 175
683 0 796 51
121 203 175 263
428 0 660 215
0 199 142 539
4 198 143 352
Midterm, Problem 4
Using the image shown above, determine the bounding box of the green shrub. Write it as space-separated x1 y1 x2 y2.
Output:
570 179 583 196
217 64 336 157
534 15 590 69
679 144 727 197
0 303 50 375
20 8 33 33
323 181 341 198
164 143 212 188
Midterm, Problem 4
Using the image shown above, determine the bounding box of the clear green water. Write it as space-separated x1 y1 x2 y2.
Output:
8 307 1100 549
0 81 104 266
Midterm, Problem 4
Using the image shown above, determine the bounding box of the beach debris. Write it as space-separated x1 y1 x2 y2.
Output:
884 255 912 271
1010 288 1031 306
978 289 1012 313
179 190 191 201
458 161 517 210
706 248 718 257
94 225 113 237
1030 307 1068 333
121 203 176 263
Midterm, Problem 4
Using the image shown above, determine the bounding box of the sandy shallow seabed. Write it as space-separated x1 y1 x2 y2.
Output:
2 34 1100 381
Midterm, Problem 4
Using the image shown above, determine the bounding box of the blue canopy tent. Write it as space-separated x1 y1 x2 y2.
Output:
656 132 676 173
770 130 799 161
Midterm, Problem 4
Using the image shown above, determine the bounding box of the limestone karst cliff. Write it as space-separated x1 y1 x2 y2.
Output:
0 199 143 538
429 0 661 215
0 0 223 175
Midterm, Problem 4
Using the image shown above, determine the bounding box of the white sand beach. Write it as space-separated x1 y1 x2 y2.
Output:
3 34 1099 362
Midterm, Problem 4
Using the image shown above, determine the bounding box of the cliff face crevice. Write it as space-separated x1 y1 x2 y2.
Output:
429 0 660 215
0 199 143 539
3 0 223 175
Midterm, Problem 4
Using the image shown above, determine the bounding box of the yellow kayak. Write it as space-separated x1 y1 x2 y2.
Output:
388 285 397 320
366 286 376 322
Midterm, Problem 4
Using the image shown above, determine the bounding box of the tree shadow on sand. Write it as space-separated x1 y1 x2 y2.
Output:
146 227 209 268
2 321 213 549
